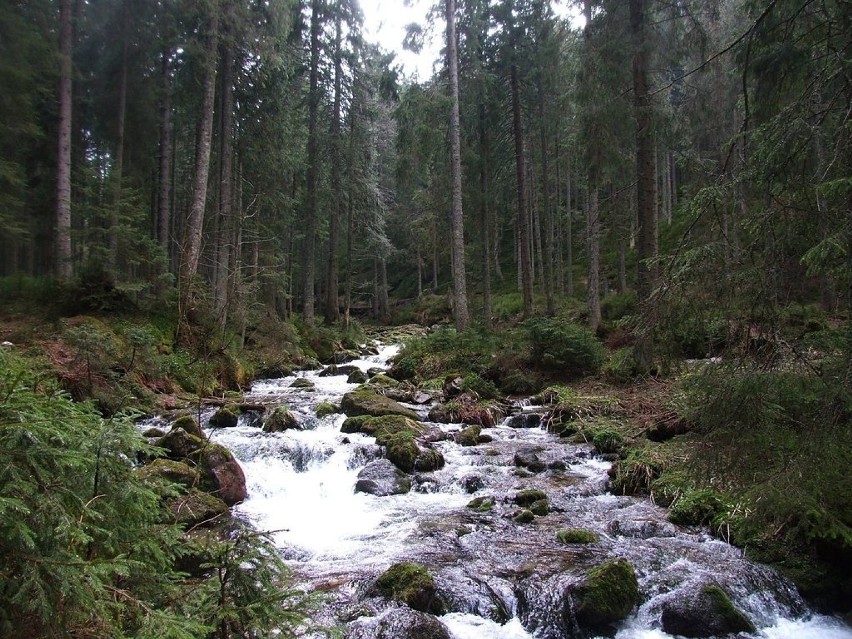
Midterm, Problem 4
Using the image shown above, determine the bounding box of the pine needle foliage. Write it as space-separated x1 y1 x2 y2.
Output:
0 348 312 638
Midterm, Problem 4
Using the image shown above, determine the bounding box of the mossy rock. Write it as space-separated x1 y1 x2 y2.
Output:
556 528 600 544
660 584 755 637
375 562 444 614
143 427 166 438
467 496 495 512
137 458 200 488
291 378 316 391
190 442 247 505
341 388 418 419
454 424 482 447
513 509 535 524
172 414 204 438
347 369 368 384
414 447 445 472
166 489 228 528
209 406 239 429
368 373 399 388
341 415 372 433
315 401 339 418
573 558 639 630
514 489 547 507
590 426 625 455
157 427 205 460
529 499 550 516
263 406 300 433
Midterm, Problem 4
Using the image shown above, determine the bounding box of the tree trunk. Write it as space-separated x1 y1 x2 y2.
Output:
109 0 129 272
538 91 554 314
479 102 492 329
446 0 470 330
511 60 533 317
631 0 658 369
55 0 73 281
325 10 343 324
586 185 602 329
215 5 235 329
177 1 220 344
156 46 172 253
303 0 322 325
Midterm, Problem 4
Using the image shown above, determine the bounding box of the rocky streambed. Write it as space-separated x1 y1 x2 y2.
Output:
143 339 852 639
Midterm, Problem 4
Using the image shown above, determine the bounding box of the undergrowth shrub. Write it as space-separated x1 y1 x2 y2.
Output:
523 318 604 377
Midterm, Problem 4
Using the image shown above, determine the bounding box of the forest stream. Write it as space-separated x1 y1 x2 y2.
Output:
141 340 852 639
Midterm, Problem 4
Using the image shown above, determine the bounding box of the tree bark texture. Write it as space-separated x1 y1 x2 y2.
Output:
511 60 533 317
177 1 220 343
631 0 659 368
325 11 343 324
446 0 470 330
303 0 322 325
55 0 73 280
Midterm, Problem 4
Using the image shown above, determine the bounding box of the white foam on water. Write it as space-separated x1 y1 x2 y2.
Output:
442 613 534 639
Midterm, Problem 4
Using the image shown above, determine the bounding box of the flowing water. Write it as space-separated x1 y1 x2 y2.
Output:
179 342 850 638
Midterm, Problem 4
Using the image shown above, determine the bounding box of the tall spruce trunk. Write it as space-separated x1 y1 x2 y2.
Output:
631 0 658 369
538 86 555 315
156 47 172 252
214 9 234 330
446 0 470 330
109 0 129 272
325 12 343 324
303 0 321 325
511 60 533 317
586 185 602 329
55 0 73 280
177 2 220 344
479 101 492 328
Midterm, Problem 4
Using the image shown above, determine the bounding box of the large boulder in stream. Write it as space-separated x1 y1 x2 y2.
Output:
375 562 445 614
343 415 444 473
190 442 247 505
345 608 451 639
341 388 417 419
158 427 205 459
355 459 411 496
659 583 755 637
571 558 640 632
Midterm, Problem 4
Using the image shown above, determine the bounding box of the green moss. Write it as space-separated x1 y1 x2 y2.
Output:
513 509 535 524
209 406 238 429
589 425 625 455
556 528 600 544
702 585 755 634
467 496 495 512
137 458 200 488
340 415 371 433
172 414 204 438
340 388 418 419
291 378 316 391
368 373 399 388
514 489 547 507
529 499 550 516
315 401 339 418
166 489 229 528
455 424 481 446
263 406 299 432
668 489 725 526
573 558 639 629
375 562 444 614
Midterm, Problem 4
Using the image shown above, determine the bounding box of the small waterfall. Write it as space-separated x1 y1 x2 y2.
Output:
157 340 850 639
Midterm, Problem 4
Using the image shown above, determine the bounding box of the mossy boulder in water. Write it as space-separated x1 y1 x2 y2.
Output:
171 414 204 438
157 427 205 460
341 388 417 419
375 562 444 614
454 424 481 447
137 458 200 488
556 528 600 544
291 377 316 391
467 496 495 512
263 406 300 432
572 558 639 631
166 489 228 528
514 489 547 507
315 401 339 418
190 442 247 505
347 369 368 384
209 405 239 429
659 584 755 637
514 509 535 524
368 373 399 388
